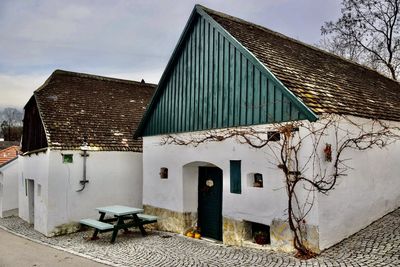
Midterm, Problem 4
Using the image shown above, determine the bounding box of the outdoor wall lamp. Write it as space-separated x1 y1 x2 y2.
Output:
77 137 90 192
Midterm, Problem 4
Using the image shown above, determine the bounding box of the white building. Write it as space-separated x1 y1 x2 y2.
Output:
19 70 155 236
135 5 400 253
0 146 19 218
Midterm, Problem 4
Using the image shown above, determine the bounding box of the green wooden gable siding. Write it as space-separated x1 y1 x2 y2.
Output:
140 8 316 137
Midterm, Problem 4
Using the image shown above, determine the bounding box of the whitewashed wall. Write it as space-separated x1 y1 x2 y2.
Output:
0 159 19 217
18 150 50 234
20 149 143 236
143 115 400 250
317 116 400 249
143 124 319 227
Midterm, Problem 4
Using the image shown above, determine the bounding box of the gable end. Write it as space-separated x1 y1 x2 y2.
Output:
138 6 317 137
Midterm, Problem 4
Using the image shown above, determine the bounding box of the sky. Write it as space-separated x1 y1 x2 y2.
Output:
0 0 341 109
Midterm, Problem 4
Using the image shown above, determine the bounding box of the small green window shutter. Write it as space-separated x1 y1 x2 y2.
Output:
230 160 241 194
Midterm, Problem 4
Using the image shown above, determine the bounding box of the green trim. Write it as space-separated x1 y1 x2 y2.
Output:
230 160 241 194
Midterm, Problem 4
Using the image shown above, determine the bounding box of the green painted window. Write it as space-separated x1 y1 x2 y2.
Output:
63 154 73 164
230 160 241 194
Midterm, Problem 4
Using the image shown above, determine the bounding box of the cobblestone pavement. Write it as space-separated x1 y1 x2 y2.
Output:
0 209 399 267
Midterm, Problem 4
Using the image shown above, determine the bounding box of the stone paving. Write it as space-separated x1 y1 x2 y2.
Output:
0 209 399 267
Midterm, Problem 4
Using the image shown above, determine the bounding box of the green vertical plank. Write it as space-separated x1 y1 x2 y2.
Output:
229 43 235 127
186 34 192 132
246 62 254 125
175 54 180 132
240 55 247 125
193 20 199 131
178 49 183 132
283 96 291 121
275 87 283 122
189 31 196 131
182 40 187 132
212 28 218 129
166 81 171 133
169 71 174 133
260 74 268 124
203 20 209 128
217 33 224 128
223 37 229 128
253 69 260 124
198 18 204 130
234 49 241 126
267 79 275 123
173 58 178 132
290 102 299 120
207 23 213 129
161 85 166 132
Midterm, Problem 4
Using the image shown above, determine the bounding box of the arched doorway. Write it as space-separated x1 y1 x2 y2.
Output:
182 162 223 241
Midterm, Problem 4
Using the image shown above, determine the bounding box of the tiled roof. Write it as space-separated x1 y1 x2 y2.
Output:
0 146 19 167
34 70 156 152
203 6 400 121
0 141 20 151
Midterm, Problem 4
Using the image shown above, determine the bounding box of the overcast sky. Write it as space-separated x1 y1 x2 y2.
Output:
0 0 341 109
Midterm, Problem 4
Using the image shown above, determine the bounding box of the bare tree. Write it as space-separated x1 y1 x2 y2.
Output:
1 108 23 141
161 115 400 258
321 0 400 80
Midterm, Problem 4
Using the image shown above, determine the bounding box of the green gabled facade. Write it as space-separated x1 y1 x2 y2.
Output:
136 5 317 137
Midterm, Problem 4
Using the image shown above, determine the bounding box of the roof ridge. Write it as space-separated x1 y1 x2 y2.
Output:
52 69 157 87
198 4 400 85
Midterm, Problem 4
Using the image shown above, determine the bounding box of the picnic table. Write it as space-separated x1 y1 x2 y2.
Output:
80 205 158 243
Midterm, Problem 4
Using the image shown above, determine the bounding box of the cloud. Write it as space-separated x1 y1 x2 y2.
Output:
0 73 49 109
0 0 341 109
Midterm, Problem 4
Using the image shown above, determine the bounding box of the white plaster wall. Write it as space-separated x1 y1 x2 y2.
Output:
0 160 19 217
18 151 50 234
46 150 142 235
143 124 319 227
317 116 400 249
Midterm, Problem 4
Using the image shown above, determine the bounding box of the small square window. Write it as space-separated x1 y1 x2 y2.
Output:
267 131 280 141
63 154 73 163
254 173 263 188
160 167 168 179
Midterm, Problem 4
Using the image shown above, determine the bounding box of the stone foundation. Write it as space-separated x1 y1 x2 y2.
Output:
143 205 196 234
142 206 319 253
270 219 319 253
1 208 18 218
50 222 81 237
223 217 251 246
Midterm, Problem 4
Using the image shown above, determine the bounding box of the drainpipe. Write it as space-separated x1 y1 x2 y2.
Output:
76 137 89 192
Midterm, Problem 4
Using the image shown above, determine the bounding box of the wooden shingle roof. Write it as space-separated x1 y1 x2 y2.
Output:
0 146 19 167
202 6 400 121
34 70 156 151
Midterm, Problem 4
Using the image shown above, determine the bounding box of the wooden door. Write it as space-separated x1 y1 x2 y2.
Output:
198 167 223 240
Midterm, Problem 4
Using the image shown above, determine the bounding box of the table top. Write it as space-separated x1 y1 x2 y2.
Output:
96 205 144 216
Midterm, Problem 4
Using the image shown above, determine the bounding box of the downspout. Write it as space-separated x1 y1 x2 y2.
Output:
76 137 89 192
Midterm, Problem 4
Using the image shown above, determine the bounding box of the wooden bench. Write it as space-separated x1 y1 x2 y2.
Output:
80 218 114 231
137 214 158 224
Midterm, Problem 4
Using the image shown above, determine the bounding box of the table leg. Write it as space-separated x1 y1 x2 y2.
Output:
111 217 125 243
91 212 105 240
133 214 147 236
